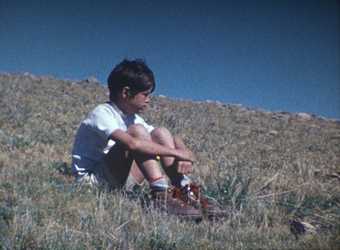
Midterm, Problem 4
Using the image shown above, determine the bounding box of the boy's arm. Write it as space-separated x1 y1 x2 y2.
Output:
173 136 195 174
110 129 195 162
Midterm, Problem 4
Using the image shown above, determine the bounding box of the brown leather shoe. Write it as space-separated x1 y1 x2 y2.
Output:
178 183 228 220
151 188 202 221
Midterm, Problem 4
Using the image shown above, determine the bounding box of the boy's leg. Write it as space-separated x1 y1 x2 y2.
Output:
128 125 201 219
124 161 145 191
103 124 165 189
150 127 190 187
151 127 227 219
128 161 145 185
105 124 202 219
127 124 165 184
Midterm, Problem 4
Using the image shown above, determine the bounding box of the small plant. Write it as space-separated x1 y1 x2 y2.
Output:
206 175 251 210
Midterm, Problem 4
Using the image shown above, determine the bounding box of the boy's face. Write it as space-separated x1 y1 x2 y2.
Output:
124 89 152 115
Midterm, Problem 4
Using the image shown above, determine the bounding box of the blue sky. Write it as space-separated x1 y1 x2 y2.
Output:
0 0 339 118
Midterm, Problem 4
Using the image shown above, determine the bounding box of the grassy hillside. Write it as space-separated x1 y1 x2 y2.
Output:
0 73 339 249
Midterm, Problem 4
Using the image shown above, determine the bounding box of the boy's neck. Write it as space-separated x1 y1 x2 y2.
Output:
109 100 133 116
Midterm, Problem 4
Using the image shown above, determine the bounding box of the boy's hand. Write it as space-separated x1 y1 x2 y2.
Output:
177 160 193 174
175 149 195 174
176 149 196 163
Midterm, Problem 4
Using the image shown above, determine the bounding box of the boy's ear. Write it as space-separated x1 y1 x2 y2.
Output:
122 86 131 98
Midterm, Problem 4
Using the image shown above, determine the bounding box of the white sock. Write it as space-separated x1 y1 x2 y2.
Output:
179 175 191 187
150 177 169 191
171 175 191 188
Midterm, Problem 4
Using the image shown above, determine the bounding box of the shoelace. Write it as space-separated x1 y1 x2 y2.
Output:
183 184 212 208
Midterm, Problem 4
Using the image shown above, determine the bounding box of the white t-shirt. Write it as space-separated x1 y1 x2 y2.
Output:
71 102 154 175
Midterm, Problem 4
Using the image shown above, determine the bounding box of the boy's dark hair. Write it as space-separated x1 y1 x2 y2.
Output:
107 59 155 101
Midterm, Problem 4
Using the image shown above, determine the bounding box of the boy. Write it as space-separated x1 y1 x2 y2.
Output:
72 59 225 220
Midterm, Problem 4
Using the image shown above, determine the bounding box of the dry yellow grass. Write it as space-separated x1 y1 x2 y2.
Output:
0 73 339 249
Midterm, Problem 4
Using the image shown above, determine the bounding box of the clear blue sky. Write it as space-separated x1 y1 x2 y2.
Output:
1 0 339 118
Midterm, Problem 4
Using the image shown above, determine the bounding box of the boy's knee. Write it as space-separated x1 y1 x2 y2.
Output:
151 127 171 139
128 124 150 138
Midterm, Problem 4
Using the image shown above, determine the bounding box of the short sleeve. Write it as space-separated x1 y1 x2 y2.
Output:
86 105 121 139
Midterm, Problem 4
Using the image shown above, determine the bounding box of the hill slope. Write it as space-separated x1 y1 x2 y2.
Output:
1 73 339 249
